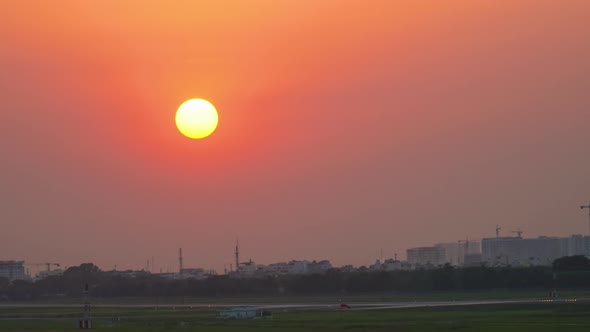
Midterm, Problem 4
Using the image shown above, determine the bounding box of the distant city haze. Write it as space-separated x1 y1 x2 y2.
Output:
1 1 589 273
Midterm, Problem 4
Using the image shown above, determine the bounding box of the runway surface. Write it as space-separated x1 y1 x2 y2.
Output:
0 298 578 311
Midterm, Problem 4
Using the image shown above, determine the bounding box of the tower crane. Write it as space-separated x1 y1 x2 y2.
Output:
511 229 524 238
458 238 469 252
458 238 470 266
26 262 60 272
25 263 60 278
495 225 501 238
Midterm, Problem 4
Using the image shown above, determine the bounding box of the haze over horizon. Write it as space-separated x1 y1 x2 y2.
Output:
1 1 590 273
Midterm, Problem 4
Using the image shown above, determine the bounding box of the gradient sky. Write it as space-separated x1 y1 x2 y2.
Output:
1 1 590 273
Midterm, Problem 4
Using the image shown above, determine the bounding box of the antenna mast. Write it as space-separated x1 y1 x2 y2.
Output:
235 239 240 275
179 248 184 274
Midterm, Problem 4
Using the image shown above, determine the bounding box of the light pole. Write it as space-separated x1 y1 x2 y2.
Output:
581 204 590 235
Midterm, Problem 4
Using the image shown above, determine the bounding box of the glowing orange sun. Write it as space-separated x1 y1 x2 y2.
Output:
175 98 218 139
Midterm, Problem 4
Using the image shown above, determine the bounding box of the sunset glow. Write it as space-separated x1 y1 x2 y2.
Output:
1 0 590 274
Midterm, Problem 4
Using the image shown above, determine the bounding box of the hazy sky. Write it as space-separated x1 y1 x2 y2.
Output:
1 1 590 273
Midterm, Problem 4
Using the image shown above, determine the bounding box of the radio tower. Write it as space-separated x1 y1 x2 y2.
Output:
234 239 240 275
179 248 184 274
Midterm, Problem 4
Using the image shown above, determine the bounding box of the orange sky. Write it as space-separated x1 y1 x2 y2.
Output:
1 1 590 272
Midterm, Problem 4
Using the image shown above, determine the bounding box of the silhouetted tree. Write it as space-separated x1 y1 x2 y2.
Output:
7 261 590 301
553 256 590 271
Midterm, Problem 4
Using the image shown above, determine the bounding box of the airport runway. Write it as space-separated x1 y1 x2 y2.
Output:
0 298 579 311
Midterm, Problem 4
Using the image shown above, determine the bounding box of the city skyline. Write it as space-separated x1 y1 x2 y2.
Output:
2 1 590 274
13 225 590 275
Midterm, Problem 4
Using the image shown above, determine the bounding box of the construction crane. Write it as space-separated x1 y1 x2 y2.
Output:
458 238 469 252
511 229 524 238
581 203 590 235
26 262 60 273
458 238 470 266
495 225 502 238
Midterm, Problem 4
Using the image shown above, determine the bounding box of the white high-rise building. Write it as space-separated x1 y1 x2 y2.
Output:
481 235 590 266
435 241 481 266
406 247 445 266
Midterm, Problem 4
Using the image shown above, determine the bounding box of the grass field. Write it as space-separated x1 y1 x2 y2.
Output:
1 302 590 331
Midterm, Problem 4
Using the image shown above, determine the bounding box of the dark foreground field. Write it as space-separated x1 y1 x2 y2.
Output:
1 302 590 332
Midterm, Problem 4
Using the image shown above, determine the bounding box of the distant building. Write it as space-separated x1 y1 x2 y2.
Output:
369 260 383 271
370 259 404 271
0 261 25 281
264 262 290 275
307 260 332 274
481 235 590 266
234 259 333 277
239 260 257 276
106 270 148 278
36 269 64 281
156 267 215 280
382 259 403 271
406 247 445 267
180 268 208 280
288 260 309 274
435 241 481 266
567 235 589 256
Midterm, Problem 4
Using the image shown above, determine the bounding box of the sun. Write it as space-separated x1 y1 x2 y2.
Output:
175 98 219 139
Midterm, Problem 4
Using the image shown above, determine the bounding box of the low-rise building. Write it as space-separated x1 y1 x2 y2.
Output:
370 259 404 271
307 260 332 274
382 259 403 271
180 268 208 280
232 259 334 277
288 260 309 274
36 269 64 281
264 262 290 275
239 260 258 276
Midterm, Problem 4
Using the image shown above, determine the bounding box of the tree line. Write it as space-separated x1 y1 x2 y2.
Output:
1 256 589 301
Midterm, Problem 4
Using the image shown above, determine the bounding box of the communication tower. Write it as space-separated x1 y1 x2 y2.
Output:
235 239 240 274
179 248 184 274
